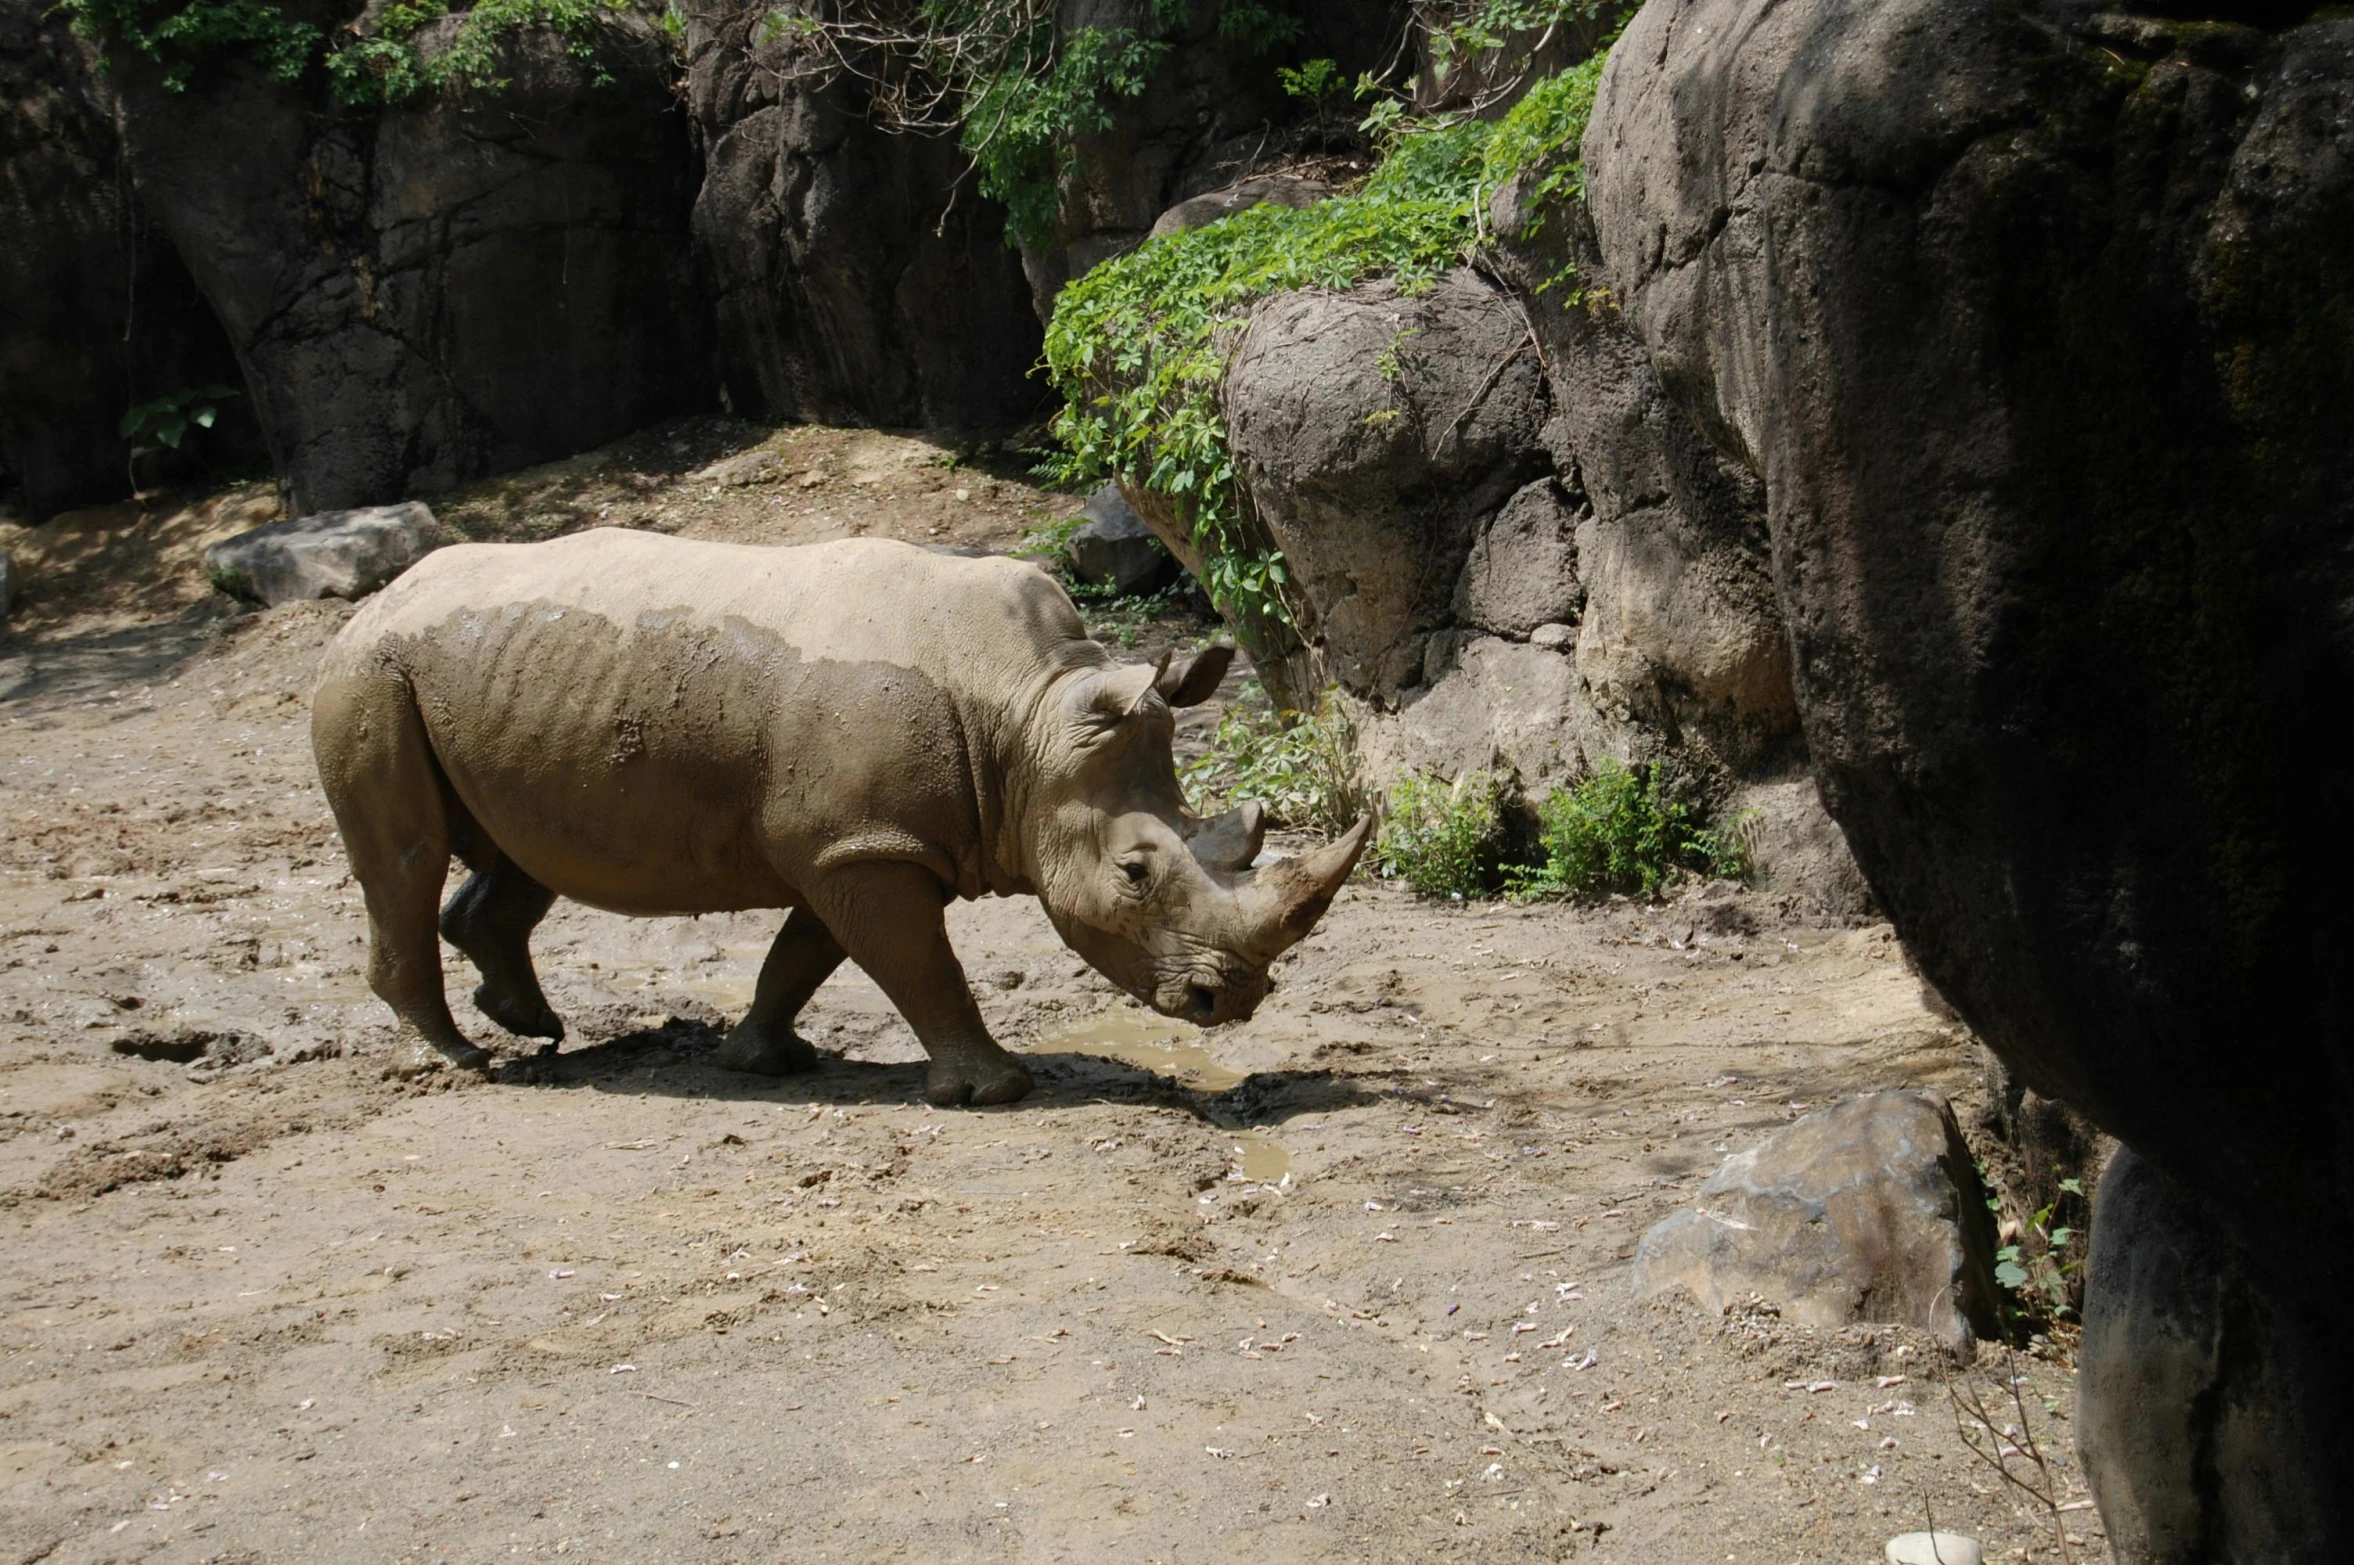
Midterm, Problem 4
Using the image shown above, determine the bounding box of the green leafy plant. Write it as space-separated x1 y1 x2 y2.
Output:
119 384 238 451
1995 1175 2086 1319
959 23 1175 247
327 0 633 105
63 0 637 103
1182 682 1365 835
1507 760 1751 902
60 0 321 90
1042 45 1622 637
1043 113 1497 633
1373 768 1512 900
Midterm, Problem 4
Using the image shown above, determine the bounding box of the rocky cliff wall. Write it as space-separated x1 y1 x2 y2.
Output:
1586 0 2354 1549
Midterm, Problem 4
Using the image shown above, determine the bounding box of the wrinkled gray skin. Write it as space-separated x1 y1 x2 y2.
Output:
310 529 1370 1105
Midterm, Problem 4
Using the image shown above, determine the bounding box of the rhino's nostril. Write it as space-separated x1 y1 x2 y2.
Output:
1189 983 1218 1021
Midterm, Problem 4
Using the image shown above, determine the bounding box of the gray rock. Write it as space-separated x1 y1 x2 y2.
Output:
1064 485 1175 596
1528 622 1575 651
1454 478 1584 638
688 448 785 487
1223 270 1549 697
1632 1090 1999 1352
1586 2 2354 1505
1355 635 1597 797
1148 174 1334 240
2079 1148 2345 1564
112 16 711 514
1884 1534 1981 1565
205 502 444 606
1730 778 1874 921
686 10 1040 429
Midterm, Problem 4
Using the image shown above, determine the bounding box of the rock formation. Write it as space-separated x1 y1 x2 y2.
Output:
109 15 713 515
1586 0 2354 1551
0 0 262 518
684 10 1043 429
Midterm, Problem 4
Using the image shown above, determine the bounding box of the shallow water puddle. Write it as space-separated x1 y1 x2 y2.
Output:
1028 1011 1294 1181
1029 1010 1246 1091
1225 1129 1293 1183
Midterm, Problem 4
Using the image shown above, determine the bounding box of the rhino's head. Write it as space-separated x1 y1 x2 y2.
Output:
1024 646 1371 1026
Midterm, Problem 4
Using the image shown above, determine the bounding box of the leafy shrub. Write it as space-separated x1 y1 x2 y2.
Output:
119 384 239 451
1508 760 1750 902
1183 683 1366 835
958 22 1177 248
63 0 637 104
1041 50 1615 636
1373 768 1512 900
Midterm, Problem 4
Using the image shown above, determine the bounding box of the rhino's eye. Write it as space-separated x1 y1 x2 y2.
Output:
1118 858 1150 888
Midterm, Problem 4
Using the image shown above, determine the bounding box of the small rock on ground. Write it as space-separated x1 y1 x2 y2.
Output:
1065 484 1174 596
205 501 444 606
1884 1531 1982 1565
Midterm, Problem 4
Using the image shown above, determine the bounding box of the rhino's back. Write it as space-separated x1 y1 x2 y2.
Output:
319 531 1087 913
337 529 1087 683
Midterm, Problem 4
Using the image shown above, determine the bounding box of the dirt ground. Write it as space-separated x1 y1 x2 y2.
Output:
1 424 2108 1563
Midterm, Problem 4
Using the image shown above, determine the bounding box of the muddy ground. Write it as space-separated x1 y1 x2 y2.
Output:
1 424 2107 1563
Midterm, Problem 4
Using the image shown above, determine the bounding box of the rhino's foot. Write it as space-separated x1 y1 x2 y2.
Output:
713 1020 820 1076
923 1049 1034 1108
473 981 564 1043
390 1038 491 1080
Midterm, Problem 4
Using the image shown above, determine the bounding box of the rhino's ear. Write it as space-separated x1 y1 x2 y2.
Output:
1082 658 1165 726
1184 801 1266 873
1156 644 1235 708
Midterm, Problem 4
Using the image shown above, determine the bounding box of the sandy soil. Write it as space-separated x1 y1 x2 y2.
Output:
1 424 2108 1563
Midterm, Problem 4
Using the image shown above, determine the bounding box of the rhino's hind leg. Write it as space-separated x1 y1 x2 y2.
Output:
440 855 564 1042
809 863 1033 1107
311 670 487 1072
712 907 846 1076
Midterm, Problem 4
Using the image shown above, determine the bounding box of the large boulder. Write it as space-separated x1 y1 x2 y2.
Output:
205 502 446 606
0 0 261 518
1064 484 1175 596
1632 1090 2000 1353
2078 1149 2344 1562
111 17 713 514
1223 269 1552 697
684 11 1041 429
1586 0 2354 1541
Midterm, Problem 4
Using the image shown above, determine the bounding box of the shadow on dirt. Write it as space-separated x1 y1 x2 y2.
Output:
485 1011 1398 1129
0 599 239 711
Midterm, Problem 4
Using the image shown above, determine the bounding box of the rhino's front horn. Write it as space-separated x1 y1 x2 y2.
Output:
1240 814 1374 957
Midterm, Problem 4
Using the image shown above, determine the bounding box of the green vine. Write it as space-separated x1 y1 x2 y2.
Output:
1040 48 1611 634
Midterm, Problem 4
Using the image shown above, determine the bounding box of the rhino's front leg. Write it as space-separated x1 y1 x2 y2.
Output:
810 862 1033 1107
712 906 846 1076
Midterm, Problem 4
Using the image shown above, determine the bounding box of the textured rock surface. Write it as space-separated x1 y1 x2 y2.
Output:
1588 0 2354 1541
1490 183 1797 787
113 19 711 515
0 0 260 518
685 12 1041 429
1064 484 1174 596
1147 173 1334 240
1452 478 1583 638
206 502 445 606
1632 1090 1999 1352
2079 1149 2345 1563
1223 270 1550 697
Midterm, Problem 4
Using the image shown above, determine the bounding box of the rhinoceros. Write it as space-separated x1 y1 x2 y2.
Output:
310 528 1369 1104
